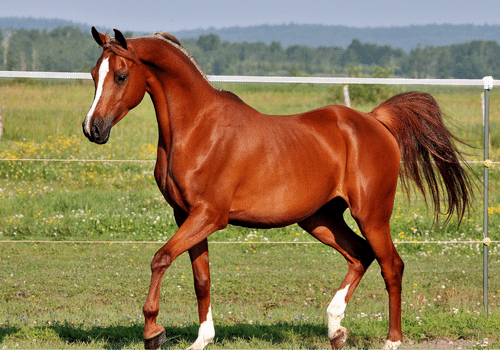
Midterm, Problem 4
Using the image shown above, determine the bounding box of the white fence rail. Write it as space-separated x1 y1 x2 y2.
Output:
1 70 500 87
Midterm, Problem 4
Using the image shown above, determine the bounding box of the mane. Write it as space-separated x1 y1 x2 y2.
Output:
141 31 213 86
104 31 219 90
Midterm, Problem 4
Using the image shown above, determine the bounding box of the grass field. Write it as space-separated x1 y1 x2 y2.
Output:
0 80 499 349
1 242 499 349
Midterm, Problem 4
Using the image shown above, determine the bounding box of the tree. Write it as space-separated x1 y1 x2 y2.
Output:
197 34 220 52
3 24 500 79
6 29 34 70
341 39 362 66
435 48 452 79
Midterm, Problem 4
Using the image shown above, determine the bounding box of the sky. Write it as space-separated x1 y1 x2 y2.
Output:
2 0 500 33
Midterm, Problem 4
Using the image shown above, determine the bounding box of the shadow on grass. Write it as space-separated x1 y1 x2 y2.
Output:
0 322 329 349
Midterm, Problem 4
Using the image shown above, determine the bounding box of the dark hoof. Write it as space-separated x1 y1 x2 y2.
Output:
330 328 348 349
144 330 167 349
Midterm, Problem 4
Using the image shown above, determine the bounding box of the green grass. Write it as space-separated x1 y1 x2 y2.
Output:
1 243 499 349
0 80 499 348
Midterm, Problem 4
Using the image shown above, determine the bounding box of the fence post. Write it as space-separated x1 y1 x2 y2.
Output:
482 76 493 314
343 85 350 107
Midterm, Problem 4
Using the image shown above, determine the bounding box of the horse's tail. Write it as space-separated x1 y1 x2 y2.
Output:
371 91 474 224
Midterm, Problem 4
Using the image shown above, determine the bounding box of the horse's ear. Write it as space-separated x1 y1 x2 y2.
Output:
113 29 128 49
92 27 106 47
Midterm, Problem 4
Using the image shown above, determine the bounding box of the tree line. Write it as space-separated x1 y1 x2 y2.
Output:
1 26 499 79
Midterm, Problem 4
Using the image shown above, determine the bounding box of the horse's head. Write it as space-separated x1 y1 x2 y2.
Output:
83 27 147 144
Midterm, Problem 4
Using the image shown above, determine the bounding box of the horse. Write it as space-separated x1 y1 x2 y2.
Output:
82 28 473 350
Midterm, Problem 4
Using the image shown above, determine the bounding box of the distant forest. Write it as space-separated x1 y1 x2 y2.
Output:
1 25 500 79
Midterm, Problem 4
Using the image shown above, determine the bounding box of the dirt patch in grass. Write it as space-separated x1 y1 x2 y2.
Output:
403 337 491 349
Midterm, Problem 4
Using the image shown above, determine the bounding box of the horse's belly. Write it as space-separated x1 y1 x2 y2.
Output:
228 181 338 228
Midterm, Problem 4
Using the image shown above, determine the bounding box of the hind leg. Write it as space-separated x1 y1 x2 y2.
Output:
299 198 375 349
356 218 404 350
349 203 404 349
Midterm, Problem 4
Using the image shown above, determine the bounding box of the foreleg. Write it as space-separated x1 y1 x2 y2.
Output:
143 206 226 349
187 239 215 350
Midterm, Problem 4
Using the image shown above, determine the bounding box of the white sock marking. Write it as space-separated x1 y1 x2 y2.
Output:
383 339 402 350
327 284 349 339
187 305 215 350
84 57 110 135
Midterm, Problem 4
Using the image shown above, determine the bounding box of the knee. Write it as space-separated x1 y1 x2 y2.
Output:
380 264 403 292
150 253 173 274
350 260 368 276
349 251 374 274
395 257 404 277
390 253 405 283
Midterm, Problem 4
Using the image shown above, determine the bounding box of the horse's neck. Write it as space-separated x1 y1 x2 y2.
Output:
146 75 171 149
139 39 223 149
160 74 220 144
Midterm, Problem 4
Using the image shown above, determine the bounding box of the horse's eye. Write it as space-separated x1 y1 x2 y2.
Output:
116 74 128 83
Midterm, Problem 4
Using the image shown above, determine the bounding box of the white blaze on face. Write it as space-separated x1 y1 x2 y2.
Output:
187 305 215 350
84 57 110 135
327 284 350 339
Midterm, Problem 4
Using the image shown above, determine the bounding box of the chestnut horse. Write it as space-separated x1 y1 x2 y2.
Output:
83 28 473 350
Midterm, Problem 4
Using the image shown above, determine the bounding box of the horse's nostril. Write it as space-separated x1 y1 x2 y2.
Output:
92 125 100 139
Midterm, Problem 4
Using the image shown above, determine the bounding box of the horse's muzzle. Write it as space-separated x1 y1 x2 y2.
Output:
82 121 110 144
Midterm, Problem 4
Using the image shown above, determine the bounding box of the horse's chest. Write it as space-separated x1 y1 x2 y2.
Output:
156 173 187 212
155 159 189 213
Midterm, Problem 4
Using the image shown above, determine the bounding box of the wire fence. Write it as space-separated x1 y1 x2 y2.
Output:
0 239 498 245
0 158 154 162
0 71 498 312
1 158 498 166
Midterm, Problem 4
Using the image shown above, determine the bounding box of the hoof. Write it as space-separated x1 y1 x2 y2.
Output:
144 330 167 349
330 327 348 349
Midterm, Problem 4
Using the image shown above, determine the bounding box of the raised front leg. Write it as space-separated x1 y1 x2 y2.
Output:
143 206 226 349
187 239 215 350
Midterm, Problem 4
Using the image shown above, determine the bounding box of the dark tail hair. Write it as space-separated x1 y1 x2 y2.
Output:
371 91 474 224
